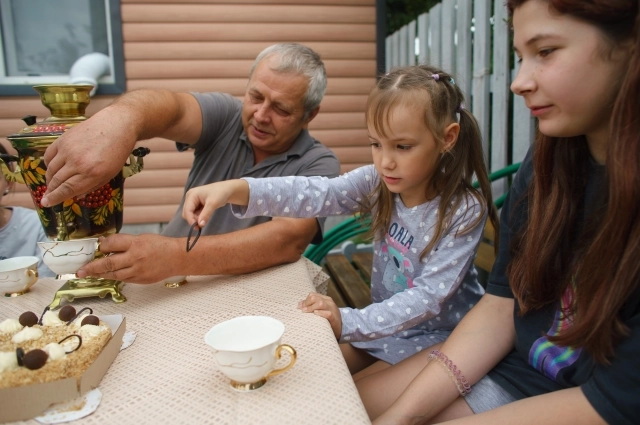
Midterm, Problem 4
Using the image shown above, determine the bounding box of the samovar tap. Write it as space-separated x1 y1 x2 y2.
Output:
52 204 69 241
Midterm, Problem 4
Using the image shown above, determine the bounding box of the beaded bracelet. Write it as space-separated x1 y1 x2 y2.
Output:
427 350 472 396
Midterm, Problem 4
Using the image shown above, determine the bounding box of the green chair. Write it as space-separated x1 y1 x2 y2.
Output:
303 162 521 265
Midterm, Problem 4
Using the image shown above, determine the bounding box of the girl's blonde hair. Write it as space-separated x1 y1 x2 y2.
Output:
361 65 498 259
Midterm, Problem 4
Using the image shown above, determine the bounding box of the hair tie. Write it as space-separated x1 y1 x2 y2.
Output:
449 78 455 85
456 103 465 113
432 73 440 81
427 350 472 396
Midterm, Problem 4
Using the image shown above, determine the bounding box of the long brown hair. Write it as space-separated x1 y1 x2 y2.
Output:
507 0 639 363
362 65 498 259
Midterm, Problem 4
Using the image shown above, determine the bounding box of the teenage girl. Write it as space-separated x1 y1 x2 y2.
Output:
0 144 54 277
353 0 639 424
182 65 498 377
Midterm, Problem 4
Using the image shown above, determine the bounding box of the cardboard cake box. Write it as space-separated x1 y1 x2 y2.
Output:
0 314 126 423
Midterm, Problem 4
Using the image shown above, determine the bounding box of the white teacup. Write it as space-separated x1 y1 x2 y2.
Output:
204 316 297 391
37 238 99 275
0 256 39 297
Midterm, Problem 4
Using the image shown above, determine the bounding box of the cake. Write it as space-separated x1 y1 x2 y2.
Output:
0 305 112 389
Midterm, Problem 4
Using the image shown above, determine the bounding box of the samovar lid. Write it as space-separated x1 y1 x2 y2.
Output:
7 84 93 140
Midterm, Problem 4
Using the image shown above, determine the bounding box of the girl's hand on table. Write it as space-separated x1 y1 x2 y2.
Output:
298 292 342 339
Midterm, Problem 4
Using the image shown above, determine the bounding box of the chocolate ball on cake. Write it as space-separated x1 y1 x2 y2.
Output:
58 305 76 322
81 315 100 326
19 311 38 327
23 349 48 370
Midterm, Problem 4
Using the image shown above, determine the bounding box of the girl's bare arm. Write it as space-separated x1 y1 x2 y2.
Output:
436 387 605 425
374 293 515 424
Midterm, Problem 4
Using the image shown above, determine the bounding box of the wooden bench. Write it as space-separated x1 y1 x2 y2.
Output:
324 252 373 309
323 221 497 309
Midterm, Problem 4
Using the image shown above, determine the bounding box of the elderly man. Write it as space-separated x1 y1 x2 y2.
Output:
41 43 340 283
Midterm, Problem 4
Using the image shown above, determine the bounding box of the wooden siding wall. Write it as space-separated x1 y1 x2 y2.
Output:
0 0 376 224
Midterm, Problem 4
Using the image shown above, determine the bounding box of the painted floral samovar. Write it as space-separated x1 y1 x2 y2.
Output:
0 84 149 308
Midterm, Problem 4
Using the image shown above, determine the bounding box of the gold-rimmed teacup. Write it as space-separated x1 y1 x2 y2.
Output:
0 256 39 297
37 238 98 276
204 316 297 391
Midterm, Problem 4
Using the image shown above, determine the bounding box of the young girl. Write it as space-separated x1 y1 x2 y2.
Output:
356 0 640 424
0 144 54 277
183 65 498 376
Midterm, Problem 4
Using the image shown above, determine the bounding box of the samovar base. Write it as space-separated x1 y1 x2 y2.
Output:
48 277 126 310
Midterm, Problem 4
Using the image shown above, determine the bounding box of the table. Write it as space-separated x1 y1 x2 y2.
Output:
3 258 371 425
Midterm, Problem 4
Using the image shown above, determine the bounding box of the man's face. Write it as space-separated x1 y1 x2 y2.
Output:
242 56 315 162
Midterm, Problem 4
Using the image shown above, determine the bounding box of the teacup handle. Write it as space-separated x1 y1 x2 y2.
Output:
95 240 109 259
25 269 38 289
266 344 297 379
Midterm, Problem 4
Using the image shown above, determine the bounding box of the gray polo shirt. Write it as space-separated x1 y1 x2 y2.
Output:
162 92 340 241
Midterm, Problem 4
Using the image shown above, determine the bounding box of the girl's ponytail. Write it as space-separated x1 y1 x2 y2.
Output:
420 66 498 258
457 108 499 248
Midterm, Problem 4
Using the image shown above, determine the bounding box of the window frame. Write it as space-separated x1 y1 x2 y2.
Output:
0 0 125 96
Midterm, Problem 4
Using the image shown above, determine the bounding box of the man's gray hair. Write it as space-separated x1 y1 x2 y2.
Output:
249 43 327 120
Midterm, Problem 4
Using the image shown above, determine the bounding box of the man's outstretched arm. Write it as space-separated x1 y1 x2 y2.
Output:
42 90 202 207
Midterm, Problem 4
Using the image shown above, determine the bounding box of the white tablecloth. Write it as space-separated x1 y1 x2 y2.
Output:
2 258 370 425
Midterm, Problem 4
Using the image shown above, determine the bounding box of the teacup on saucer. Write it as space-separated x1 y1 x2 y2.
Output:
37 238 98 276
0 256 39 297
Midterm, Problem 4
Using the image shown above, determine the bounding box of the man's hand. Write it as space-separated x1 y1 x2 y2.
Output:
298 292 343 339
77 233 183 284
41 106 137 207
182 179 250 227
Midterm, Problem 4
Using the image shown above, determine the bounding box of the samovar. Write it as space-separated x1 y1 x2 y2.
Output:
0 84 149 309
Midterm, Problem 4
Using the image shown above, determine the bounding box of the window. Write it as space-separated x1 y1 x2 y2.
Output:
0 0 124 95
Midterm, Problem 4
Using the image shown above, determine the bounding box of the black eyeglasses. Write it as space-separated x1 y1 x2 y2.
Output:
186 222 201 252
